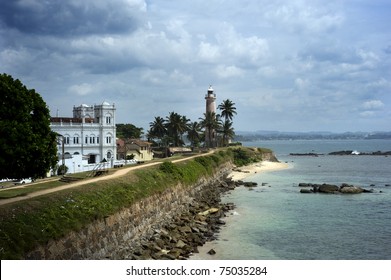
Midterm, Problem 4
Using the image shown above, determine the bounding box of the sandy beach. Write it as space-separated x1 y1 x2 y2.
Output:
228 160 290 181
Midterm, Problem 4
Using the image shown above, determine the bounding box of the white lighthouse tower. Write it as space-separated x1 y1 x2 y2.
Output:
205 85 217 147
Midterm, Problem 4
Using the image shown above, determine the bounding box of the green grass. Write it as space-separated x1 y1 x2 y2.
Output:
0 181 65 199
0 147 268 259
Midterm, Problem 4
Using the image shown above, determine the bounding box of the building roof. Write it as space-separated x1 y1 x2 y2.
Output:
116 139 152 153
50 117 95 124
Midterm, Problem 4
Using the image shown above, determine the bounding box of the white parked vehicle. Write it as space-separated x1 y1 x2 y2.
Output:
14 178 34 185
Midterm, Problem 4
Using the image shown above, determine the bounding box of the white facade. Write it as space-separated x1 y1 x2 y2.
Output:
50 102 117 170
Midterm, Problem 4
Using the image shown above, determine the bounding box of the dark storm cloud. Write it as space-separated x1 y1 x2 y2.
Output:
0 0 143 37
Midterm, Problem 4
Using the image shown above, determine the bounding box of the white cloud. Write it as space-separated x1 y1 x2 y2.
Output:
265 2 344 33
295 78 310 90
215 65 244 79
362 100 384 110
198 42 220 62
216 23 269 66
360 111 375 117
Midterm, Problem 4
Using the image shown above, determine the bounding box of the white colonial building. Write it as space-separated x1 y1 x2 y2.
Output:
50 102 117 172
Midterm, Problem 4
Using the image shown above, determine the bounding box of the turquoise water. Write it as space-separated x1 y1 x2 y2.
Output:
203 140 391 259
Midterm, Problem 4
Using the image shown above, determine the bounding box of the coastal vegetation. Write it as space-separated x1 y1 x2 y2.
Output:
148 99 237 149
0 73 58 180
0 147 268 259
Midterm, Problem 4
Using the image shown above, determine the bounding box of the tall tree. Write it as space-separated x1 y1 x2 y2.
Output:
149 116 167 146
0 73 58 179
218 99 237 144
187 121 202 148
165 112 189 147
218 99 237 121
116 123 143 139
220 120 236 146
199 111 221 148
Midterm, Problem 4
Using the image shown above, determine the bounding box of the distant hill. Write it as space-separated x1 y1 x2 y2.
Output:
234 131 391 141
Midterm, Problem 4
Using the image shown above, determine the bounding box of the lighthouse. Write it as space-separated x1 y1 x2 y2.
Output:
205 85 217 147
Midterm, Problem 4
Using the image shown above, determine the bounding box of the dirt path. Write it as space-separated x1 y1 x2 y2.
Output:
0 152 213 206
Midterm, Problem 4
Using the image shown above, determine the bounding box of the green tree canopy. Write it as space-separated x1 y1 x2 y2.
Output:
0 73 58 179
116 123 143 139
218 99 237 121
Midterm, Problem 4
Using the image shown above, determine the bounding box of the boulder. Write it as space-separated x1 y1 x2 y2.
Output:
339 186 364 194
198 208 219 216
300 188 313 193
207 249 216 255
318 184 339 193
175 240 187 248
243 181 258 187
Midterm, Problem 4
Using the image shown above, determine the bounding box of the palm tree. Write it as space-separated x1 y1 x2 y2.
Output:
166 112 189 147
149 116 167 146
218 99 237 144
218 99 237 121
199 111 221 148
187 121 202 148
220 119 235 146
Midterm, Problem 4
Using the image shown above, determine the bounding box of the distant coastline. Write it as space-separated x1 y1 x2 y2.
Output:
235 131 391 141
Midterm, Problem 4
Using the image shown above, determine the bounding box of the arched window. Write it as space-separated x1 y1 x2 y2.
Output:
64 134 70 144
105 113 113 124
106 133 113 144
73 134 80 144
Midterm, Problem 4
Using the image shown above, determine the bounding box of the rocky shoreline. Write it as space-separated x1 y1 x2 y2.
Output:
125 176 255 260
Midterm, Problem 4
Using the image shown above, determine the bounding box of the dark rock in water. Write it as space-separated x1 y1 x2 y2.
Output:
207 249 216 255
243 181 258 187
339 186 364 194
363 189 375 193
385 184 390 187
300 188 313 193
290 153 323 156
298 182 377 195
328 150 354 155
318 184 339 193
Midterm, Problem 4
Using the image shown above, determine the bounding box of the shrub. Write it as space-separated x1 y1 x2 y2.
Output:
57 164 68 175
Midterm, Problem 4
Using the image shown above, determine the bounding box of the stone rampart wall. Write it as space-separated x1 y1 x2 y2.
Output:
26 162 233 259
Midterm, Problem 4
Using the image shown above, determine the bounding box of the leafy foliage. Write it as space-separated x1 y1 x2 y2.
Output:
0 73 58 179
231 147 264 166
116 123 143 139
57 164 69 175
159 161 183 179
148 98 237 150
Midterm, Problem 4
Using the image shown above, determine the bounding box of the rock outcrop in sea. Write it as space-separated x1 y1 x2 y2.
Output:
298 183 374 194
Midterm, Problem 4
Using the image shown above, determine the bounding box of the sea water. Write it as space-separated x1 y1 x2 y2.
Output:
197 139 391 260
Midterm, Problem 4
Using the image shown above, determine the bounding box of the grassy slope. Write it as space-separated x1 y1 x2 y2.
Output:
0 147 268 259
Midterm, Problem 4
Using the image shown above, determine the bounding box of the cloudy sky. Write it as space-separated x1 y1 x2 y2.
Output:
1 0 390 133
